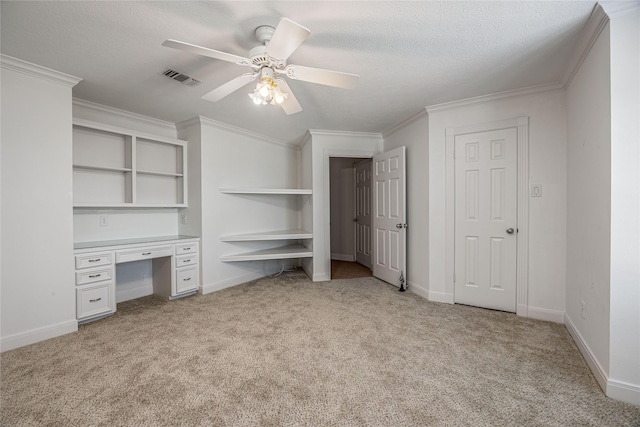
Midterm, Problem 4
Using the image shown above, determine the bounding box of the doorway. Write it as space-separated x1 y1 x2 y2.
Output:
329 157 372 279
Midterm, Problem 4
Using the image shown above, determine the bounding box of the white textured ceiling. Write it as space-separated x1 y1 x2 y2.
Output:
1 1 595 144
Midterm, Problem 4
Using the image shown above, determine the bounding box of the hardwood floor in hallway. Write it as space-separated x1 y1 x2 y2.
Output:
331 260 372 280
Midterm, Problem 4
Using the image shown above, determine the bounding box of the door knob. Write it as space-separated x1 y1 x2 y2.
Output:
353 218 358 222
506 228 515 234
396 224 403 229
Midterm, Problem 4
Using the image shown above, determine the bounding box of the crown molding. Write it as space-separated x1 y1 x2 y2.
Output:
383 109 428 138
193 116 296 150
72 98 176 132
600 1 640 18
425 82 563 113
308 129 383 140
0 54 81 87
560 4 610 88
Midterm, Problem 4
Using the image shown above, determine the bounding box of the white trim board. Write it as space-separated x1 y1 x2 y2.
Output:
445 117 530 318
331 253 355 262
408 281 429 300
564 313 608 393
73 98 176 134
1 319 78 353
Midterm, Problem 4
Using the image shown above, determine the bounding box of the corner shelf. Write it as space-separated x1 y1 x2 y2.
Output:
219 188 313 264
220 229 312 242
220 244 312 262
219 188 312 195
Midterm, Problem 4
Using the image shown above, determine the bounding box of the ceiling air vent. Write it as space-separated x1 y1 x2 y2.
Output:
163 69 201 87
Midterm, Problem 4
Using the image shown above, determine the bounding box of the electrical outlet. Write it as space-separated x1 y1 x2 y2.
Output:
181 215 188 225
100 215 109 227
581 300 586 319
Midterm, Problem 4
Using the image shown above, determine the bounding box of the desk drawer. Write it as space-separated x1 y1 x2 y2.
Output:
176 254 197 267
76 282 114 321
75 252 112 269
116 246 173 264
175 242 198 255
176 266 198 294
76 267 112 285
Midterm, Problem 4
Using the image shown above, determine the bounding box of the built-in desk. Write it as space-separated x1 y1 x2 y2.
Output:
73 235 200 324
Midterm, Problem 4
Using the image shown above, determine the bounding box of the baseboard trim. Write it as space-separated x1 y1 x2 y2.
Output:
564 313 608 393
527 306 565 323
408 281 429 300
331 253 355 262
313 272 331 282
116 284 153 303
607 379 640 406
1 319 78 353
429 291 454 304
201 271 268 294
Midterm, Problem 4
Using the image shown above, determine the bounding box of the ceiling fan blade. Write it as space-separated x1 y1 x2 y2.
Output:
275 79 302 115
201 73 257 102
162 39 250 65
264 18 310 62
285 64 359 90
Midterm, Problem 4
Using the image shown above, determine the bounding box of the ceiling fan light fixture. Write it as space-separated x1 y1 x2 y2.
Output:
249 68 288 107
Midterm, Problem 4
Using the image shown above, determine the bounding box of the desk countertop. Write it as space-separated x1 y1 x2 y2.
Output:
74 235 199 250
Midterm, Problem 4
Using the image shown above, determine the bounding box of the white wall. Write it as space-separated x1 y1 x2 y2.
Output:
1 56 80 350
608 8 640 404
179 117 300 293
329 157 357 261
307 131 383 281
427 89 567 321
565 22 612 385
383 112 429 298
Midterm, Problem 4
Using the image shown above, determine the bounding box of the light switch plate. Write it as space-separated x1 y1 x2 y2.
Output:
100 215 109 227
531 184 542 197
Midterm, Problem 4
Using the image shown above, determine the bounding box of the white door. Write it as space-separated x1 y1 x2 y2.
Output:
372 147 406 288
354 159 372 268
454 128 517 312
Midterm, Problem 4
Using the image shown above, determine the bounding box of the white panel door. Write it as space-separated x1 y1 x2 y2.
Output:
355 159 372 268
454 128 517 312
372 147 406 288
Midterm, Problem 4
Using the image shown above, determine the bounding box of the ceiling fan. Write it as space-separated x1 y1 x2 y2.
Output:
162 18 359 115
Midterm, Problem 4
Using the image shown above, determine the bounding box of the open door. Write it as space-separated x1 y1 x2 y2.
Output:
354 159 372 268
372 146 407 290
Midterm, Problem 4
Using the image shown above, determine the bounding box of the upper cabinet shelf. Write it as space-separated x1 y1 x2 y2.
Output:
219 188 312 195
72 119 187 208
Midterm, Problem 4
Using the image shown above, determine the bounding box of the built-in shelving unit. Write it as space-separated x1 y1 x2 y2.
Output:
219 188 313 263
72 119 187 208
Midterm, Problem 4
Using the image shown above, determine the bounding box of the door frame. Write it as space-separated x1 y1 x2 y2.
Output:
323 148 379 281
445 117 529 317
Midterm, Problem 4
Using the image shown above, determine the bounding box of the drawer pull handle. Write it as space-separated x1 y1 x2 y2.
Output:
142 252 151 255
183 277 191 281
88 274 101 278
88 258 101 263
183 248 191 251
183 259 191 263
89 298 102 303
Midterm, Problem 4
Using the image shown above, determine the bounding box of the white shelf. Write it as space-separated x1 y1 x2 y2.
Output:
220 229 312 242
73 165 132 173
219 188 312 195
137 169 184 177
73 203 187 209
220 244 313 262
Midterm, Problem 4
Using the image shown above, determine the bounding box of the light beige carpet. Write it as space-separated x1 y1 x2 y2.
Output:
2 271 639 426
